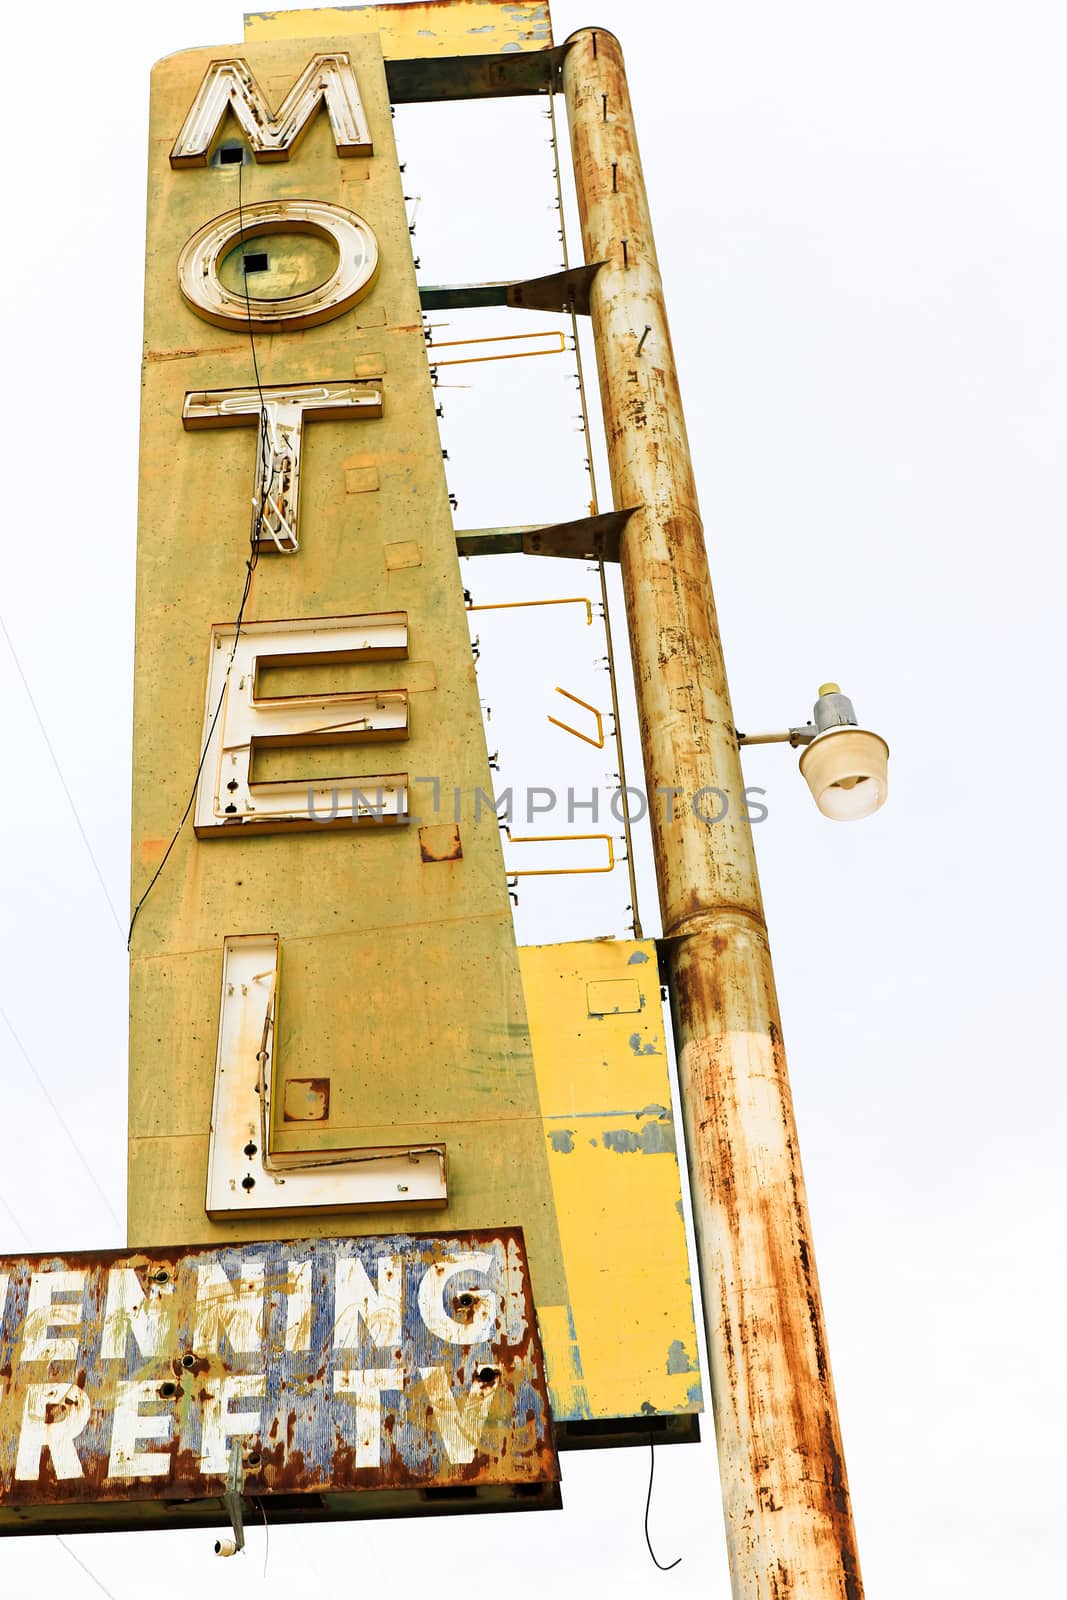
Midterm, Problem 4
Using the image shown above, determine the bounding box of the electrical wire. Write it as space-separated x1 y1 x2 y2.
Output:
56 1536 120 1599
124 551 256 949
644 1431 682 1572
0 1008 123 1232
0 1188 31 1247
0 612 124 938
127 151 275 950
257 1496 271 1580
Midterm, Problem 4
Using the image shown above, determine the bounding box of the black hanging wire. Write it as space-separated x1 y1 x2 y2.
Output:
644 1430 682 1571
127 151 273 949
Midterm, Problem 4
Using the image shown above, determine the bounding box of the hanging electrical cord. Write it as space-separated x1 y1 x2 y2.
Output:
56 1536 120 1599
0 613 124 937
644 1431 683 1572
0 1188 30 1247
256 1497 271 1580
548 90 643 938
1 1007 123 1231
127 153 277 950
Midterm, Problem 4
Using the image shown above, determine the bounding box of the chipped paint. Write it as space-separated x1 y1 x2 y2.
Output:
244 3 554 58
628 1031 659 1056
666 1339 697 1375
627 949 650 963
601 1123 676 1156
523 939 700 1422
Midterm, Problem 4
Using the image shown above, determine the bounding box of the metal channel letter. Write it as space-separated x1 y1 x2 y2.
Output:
193 614 411 838
171 54 373 166
183 380 383 554
206 934 447 1217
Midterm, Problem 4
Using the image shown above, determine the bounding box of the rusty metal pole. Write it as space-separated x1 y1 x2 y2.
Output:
561 30 863 1600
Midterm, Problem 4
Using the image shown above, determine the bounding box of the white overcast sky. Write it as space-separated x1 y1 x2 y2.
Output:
1 1 1064 1595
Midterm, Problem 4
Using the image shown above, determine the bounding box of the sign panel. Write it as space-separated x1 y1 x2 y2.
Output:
0 1232 558 1534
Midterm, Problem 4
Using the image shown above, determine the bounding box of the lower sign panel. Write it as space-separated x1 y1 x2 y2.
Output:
0 1231 558 1535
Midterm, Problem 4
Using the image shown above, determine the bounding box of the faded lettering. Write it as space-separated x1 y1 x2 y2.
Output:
417 1254 498 1347
14 1383 91 1481
334 1256 402 1350
333 1368 402 1468
199 1374 266 1474
21 1271 85 1363
193 1261 265 1355
107 1381 174 1480
102 1269 173 1361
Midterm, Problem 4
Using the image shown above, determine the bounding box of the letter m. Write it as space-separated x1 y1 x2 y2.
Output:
171 53 372 167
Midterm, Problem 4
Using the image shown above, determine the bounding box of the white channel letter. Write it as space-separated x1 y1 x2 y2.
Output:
177 199 378 333
193 1260 265 1355
333 1369 402 1468
170 53 372 166
193 613 410 838
199 1375 265 1475
21 1270 86 1363
107 1381 174 1480
417 1254 498 1347
419 1366 497 1465
15 1383 91 1480
183 380 383 553
334 1257 402 1351
101 1269 173 1360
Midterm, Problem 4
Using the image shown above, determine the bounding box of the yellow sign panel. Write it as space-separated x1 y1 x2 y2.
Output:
524 939 701 1425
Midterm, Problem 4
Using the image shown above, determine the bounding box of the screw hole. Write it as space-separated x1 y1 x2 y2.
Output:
241 1175 256 1191
159 1381 177 1398
180 1353 196 1370
243 1142 257 1158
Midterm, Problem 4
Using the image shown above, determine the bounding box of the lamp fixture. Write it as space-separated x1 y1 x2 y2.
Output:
737 684 889 821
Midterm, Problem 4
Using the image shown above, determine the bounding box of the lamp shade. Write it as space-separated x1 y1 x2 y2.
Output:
798 726 889 820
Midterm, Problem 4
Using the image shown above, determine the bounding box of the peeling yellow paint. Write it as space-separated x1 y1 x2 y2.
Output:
523 939 702 1420
244 2 553 56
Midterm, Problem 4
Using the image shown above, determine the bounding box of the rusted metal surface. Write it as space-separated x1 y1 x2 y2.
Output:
0 1232 557 1536
454 508 635 561
419 261 605 315
418 823 463 863
562 29 864 1600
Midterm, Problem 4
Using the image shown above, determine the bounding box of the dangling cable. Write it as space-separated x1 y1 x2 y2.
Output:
644 1431 682 1572
256 1497 270 1580
128 152 272 949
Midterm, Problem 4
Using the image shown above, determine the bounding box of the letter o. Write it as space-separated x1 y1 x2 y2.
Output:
177 198 379 332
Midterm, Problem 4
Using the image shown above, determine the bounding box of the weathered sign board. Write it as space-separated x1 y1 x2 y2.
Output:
0 1231 558 1535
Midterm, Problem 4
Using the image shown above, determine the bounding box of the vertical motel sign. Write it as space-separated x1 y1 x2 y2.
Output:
0 1 703 1540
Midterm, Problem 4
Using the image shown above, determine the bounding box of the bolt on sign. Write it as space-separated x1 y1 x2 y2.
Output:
117 0 701 1527
0 1233 557 1533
